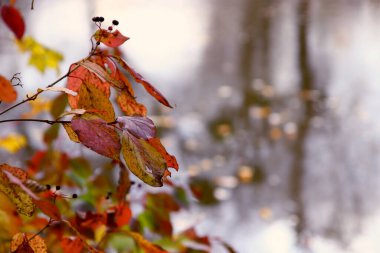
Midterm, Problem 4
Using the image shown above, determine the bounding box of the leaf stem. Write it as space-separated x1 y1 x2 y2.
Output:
0 118 70 125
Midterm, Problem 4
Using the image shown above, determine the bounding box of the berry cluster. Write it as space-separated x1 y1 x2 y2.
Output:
92 16 104 23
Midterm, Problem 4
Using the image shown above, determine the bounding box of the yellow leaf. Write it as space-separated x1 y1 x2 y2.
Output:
21 98 51 118
126 230 167 253
95 224 107 243
0 169 35 216
11 233 47 253
0 133 27 153
16 36 63 73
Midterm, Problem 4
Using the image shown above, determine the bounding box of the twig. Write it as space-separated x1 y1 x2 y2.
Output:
31 0 35 10
0 119 70 125
28 219 53 242
0 66 78 117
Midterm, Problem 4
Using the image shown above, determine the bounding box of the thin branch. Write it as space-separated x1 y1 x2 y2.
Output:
0 66 78 117
0 118 70 125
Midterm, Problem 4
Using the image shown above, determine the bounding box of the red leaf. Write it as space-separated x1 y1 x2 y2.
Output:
94 29 129 48
111 56 173 108
71 116 121 160
0 75 17 103
107 204 132 228
117 116 156 139
61 237 84 253
147 138 178 170
116 163 131 204
1 5 25 39
33 199 61 220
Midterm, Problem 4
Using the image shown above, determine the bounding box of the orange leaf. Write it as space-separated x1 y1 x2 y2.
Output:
11 233 47 253
117 90 147 116
148 138 178 170
94 29 129 48
0 164 27 182
1 5 25 39
61 237 84 253
0 75 17 103
33 199 61 220
67 64 111 109
127 231 168 253
116 163 131 204
111 56 172 108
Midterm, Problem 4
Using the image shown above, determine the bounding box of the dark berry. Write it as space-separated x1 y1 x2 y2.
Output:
99 17 104 22
72 194 78 199
108 26 113 31
96 41 100 45
55 185 61 191
92 17 99 22
45 184 51 190
112 20 119 26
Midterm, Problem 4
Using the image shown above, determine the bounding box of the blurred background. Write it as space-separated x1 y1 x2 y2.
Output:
2 0 380 252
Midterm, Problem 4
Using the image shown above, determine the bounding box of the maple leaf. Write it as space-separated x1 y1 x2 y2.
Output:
16 36 63 73
1 5 25 40
71 115 121 160
0 75 17 103
93 29 129 48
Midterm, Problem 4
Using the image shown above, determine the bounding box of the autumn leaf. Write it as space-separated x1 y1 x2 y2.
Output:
67 63 111 110
117 116 156 139
0 165 35 216
16 36 63 73
0 133 27 153
126 230 168 253
50 93 68 119
121 133 167 187
107 204 132 228
76 82 115 122
21 98 51 118
71 115 121 160
117 90 147 116
61 237 84 253
33 199 61 220
79 59 124 89
11 233 47 253
0 75 17 103
63 123 80 143
94 29 129 48
116 163 131 204
1 5 25 40
148 138 178 172
111 56 173 108
63 220 104 253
